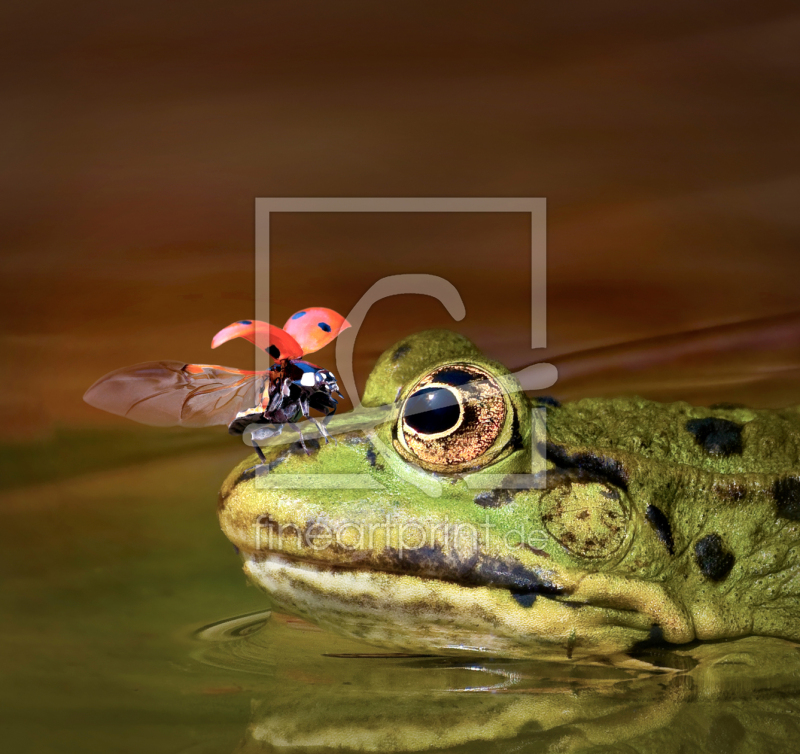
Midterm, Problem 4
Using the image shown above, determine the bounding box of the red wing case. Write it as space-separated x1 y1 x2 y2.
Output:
211 320 304 360
83 361 261 427
282 307 352 356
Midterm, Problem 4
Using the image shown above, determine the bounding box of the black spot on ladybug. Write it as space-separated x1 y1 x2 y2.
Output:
474 489 515 508
512 593 537 608
267 344 281 360
239 319 252 325
533 396 561 408
694 534 735 581
645 505 674 554
685 417 744 456
391 344 411 362
318 322 332 332
291 311 306 320
772 478 800 521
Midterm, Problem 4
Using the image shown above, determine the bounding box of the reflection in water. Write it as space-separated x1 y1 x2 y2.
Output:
192 611 800 753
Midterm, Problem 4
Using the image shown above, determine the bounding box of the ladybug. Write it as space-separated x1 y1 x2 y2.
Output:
84 307 351 460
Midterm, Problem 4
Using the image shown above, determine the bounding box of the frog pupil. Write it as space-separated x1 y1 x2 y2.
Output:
404 387 460 434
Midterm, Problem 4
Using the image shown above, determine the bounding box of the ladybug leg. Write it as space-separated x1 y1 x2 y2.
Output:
311 417 329 443
250 423 284 464
287 422 310 455
251 424 283 441
253 443 268 464
267 386 284 413
321 406 338 445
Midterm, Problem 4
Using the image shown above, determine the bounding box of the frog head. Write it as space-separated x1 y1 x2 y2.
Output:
218 330 800 660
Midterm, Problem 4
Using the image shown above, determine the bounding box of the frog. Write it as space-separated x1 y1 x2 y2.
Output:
217 329 800 661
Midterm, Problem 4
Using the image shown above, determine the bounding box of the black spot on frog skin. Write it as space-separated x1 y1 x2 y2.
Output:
685 417 744 456
391 344 411 362
507 412 525 453
646 624 665 644
256 513 281 533
694 534 735 581
365 446 378 467
532 395 561 408
431 368 474 386
512 593 537 608
645 504 675 555
545 442 629 491
709 402 747 410
773 477 800 520
520 542 550 559
474 489 515 508
374 544 567 598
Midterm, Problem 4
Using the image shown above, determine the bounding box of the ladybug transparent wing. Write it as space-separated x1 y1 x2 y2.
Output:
282 307 352 356
545 311 800 407
83 360 262 427
211 320 304 361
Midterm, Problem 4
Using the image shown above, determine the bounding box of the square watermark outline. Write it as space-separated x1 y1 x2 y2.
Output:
253 198 549 493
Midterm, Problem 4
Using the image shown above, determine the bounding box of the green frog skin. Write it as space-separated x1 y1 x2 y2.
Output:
217 330 800 661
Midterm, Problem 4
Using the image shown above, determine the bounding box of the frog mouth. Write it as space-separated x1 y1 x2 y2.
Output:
241 552 663 660
243 545 678 645
247 545 568 605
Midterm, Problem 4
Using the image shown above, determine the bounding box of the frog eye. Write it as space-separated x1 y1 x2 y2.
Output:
396 364 508 470
402 386 462 437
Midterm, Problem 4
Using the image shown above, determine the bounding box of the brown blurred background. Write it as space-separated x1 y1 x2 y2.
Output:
1 0 799 444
